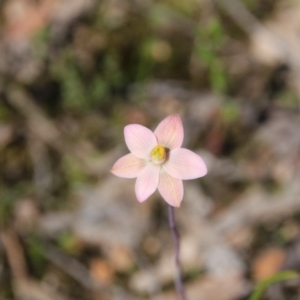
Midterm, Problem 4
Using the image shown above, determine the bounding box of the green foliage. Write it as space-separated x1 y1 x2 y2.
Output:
0 104 12 121
221 101 240 124
51 49 123 111
242 0 257 10
148 4 178 29
135 38 156 82
50 50 87 110
60 64 87 110
194 18 227 93
32 27 51 59
57 231 81 255
277 89 299 109
26 235 47 277
90 75 109 104
249 271 299 300
62 156 89 187
41 1 231 113
209 59 227 93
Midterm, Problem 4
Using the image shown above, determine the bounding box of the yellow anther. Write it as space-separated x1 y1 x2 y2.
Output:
151 145 166 164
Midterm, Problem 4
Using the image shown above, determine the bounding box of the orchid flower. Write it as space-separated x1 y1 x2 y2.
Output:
111 114 207 207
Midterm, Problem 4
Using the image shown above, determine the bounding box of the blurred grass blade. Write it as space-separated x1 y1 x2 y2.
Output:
249 270 299 300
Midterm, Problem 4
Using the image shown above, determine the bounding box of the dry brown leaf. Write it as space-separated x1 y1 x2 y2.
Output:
3 0 56 42
89 259 115 285
106 245 134 272
252 247 285 282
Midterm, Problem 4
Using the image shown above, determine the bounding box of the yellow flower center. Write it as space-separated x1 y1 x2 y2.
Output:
151 145 166 164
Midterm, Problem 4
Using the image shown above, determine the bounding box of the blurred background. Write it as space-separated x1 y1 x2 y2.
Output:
0 0 300 299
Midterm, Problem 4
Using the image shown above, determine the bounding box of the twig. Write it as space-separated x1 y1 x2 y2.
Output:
41 240 131 298
0 230 67 300
0 230 28 280
213 0 264 35
168 205 187 300
27 132 53 198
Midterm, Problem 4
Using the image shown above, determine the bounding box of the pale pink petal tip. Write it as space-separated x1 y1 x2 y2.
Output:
135 164 160 202
163 148 207 180
154 114 184 150
158 171 183 207
124 124 157 159
111 154 146 178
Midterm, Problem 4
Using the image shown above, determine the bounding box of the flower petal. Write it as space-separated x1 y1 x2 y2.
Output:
154 114 184 149
124 124 157 159
111 154 146 178
163 148 207 179
135 163 160 202
158 170 183 207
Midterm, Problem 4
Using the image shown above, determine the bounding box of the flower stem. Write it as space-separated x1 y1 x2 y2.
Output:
168 205 187 300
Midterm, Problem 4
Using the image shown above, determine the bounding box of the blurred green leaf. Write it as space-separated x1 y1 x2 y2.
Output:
90 75 109 103
221 101 240 124
58 231 81 255
103 52 123 88
135 38 155 82
27 235 47 276
209 59 227 93
194 17 227 93
61 67 87 110
32 27 50 59
196 44 214 65
249 271 299 300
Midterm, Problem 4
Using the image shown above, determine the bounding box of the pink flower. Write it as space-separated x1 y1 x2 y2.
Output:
111 114 207 207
